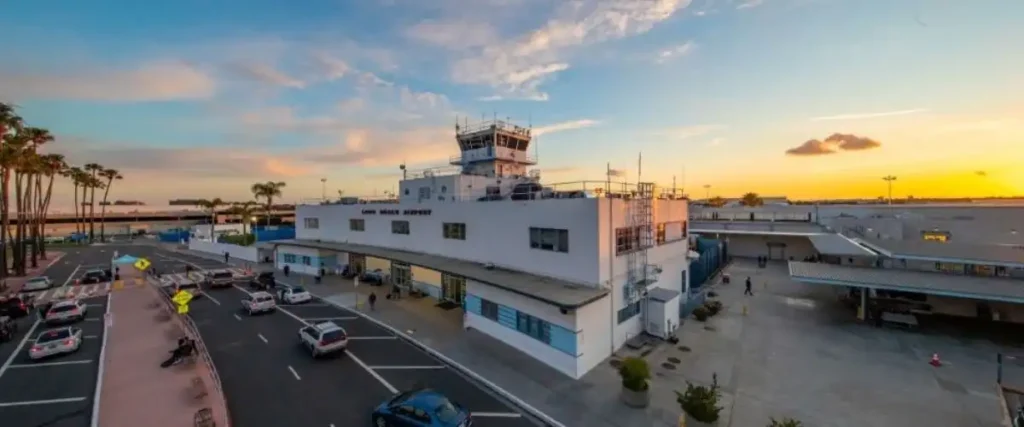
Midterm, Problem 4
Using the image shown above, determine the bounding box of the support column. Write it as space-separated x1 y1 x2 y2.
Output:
857 287 867 321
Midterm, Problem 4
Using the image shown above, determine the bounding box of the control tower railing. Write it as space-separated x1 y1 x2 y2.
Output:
456 119 531 137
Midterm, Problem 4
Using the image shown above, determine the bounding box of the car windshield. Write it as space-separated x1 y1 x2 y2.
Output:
37 329 71 342
321 330 345 341
27 278 47 284
291 287 306 293
434 400 461 423
50 305 77 313
213 272 232 278
85 271 104 277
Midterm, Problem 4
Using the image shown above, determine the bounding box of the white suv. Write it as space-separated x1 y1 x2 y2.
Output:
44 300 87 324
298 322 348 358
22 276 53 292
241 292 276 315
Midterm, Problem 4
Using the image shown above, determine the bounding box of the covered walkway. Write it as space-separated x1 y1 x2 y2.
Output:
789 261 1024 303
806 234 878 258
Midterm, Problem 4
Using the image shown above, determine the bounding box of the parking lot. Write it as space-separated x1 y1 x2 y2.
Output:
151 249 538 427
0 246 116 427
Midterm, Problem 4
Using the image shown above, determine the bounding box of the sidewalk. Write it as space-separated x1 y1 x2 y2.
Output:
3 251 65 295
97 283 229 427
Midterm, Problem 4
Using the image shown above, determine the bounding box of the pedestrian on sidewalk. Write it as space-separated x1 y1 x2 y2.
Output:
283 265 290 277
744 277 754 296
224 252 230 264
368 292 377 311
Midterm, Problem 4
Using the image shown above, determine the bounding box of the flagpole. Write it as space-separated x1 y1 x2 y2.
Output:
606 162 615 353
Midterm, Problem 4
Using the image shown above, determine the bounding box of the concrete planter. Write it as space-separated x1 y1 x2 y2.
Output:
620 385 650 408
684 412 719 427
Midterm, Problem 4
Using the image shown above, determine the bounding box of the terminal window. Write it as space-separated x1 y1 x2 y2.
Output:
480 299 499 321
443 222 466 240
516 312 551 344
392 220 410 235
283 254 297 263
303 218 319 229
616 227 641 255
349 219 365 231
529 227 569 253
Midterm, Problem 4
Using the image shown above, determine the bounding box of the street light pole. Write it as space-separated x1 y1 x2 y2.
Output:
703 184 711 201
882 175 897 206
320 178 327 201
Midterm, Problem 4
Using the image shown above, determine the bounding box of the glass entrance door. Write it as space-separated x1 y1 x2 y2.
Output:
442 274 466 305
391 262 411 288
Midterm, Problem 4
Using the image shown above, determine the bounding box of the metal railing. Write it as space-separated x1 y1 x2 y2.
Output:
150 278 230 426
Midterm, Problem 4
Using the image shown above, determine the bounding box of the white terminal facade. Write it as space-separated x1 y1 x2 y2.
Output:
280 119 692 379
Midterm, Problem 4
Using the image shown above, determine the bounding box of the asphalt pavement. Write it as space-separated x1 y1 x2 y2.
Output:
0 246 117 427
146 247 539 427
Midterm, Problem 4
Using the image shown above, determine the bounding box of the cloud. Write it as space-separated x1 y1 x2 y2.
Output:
309 51 351 81
785 133 882 156
300 127 454 167
449 0 690 100
405 20 499 49
656 41 696 64
338 98 366 113
229 62 305 88
735 0 764 9
533 119 601 136
399 87 450 110
0 61 216 102
810 108 928 121
709 137 725 146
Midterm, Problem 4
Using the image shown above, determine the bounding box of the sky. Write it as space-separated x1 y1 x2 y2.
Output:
1 0 1022 209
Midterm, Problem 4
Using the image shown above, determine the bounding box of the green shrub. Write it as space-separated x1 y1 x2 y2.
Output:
768 417 802 427
676 381 723 423
219 234 256 246
618 357 650 392
693 306 710 321
704 300 724 316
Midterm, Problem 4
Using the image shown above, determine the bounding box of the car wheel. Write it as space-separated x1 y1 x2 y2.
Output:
372 414 388 427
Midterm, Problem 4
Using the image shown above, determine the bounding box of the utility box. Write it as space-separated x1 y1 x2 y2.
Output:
645 287 681 339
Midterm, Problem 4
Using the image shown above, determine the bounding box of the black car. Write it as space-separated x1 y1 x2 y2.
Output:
250 271 276 290
0 316 17 342
0 296 31 319
79 269 109 285
359 269 385 286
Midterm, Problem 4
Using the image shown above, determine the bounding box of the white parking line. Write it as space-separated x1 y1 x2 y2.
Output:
472 412 523 418
85 335 99 339
368 365 446 370
85 318 101 322
0 319 40 380
203 292 222 306
0 397 88 408
232 284 400 394
346 336 396 340
9 360 93 368
302 317 357 321
287 366 301 380
258 334 268 344
233 314 242 321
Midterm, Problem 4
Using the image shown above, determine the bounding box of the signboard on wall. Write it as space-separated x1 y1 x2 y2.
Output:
361 209 432 216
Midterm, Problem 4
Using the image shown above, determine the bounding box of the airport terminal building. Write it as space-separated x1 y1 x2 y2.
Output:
270 120 693 379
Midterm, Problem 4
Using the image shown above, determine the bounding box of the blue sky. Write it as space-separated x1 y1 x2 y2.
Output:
2 0 1022 208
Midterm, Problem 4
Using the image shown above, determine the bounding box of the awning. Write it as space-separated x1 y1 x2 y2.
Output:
807 234 877 257
789 261 1024 303
112 255 139 264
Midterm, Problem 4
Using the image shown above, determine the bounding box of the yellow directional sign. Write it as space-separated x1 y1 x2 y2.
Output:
172 290 194 306
177 304 189 314
134 258 151 271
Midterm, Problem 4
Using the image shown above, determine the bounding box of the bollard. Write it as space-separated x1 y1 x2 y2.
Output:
742 305 748 316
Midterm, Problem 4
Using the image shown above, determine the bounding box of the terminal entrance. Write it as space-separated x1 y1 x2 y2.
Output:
391 262 411 288
441 273 466 306
349 254 366 275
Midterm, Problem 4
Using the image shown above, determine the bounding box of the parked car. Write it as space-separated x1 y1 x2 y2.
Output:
43 300 87 325
278 286 312 305
372 388 472 427
298 321 348 358
79 269 109 285
249 271 276 290
28 326 83 360
0 296 32 319
0 316 18 342
241 291 276 315
360 269 386 286
204 270 234 289
21 276 53 292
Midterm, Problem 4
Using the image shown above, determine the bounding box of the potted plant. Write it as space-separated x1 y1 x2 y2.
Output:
618 357 651 408
704 300 724 316
693 306 710 322
768 417 802 427
676 380 723 425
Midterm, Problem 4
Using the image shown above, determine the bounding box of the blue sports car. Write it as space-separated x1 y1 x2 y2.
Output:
372 388 472 427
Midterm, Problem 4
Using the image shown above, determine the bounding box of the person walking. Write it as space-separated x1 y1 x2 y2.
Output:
368 292 377 311
744 277 754 296
224 252 230 264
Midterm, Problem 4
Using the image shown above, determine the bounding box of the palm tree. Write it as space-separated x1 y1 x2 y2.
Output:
20 127 54 268
36 154 66 259
707 196 727 207
251 181 286 229
740 192 764 207
197 198 225 241
83 163 103 242
74 168 90 236
98 168 123 241
0 103 22 279
231 201 258 236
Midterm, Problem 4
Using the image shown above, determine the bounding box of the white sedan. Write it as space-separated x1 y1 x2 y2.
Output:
241 292 276 315
29 326 83 360
278 286 312 305
22 276 53 292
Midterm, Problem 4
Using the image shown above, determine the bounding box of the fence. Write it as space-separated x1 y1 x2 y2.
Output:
689 237 726 291
252 226 295 242
150 278 230 427
189 240 259 262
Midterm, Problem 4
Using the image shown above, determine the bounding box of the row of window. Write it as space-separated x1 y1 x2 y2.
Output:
479 299 552 344
529 227 569 253
303 218 319 229
281 253 314 266
348 218 468 241
344 219 571 253
617 300 641 324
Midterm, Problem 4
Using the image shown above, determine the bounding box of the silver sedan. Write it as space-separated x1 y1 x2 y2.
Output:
28 326 84 360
